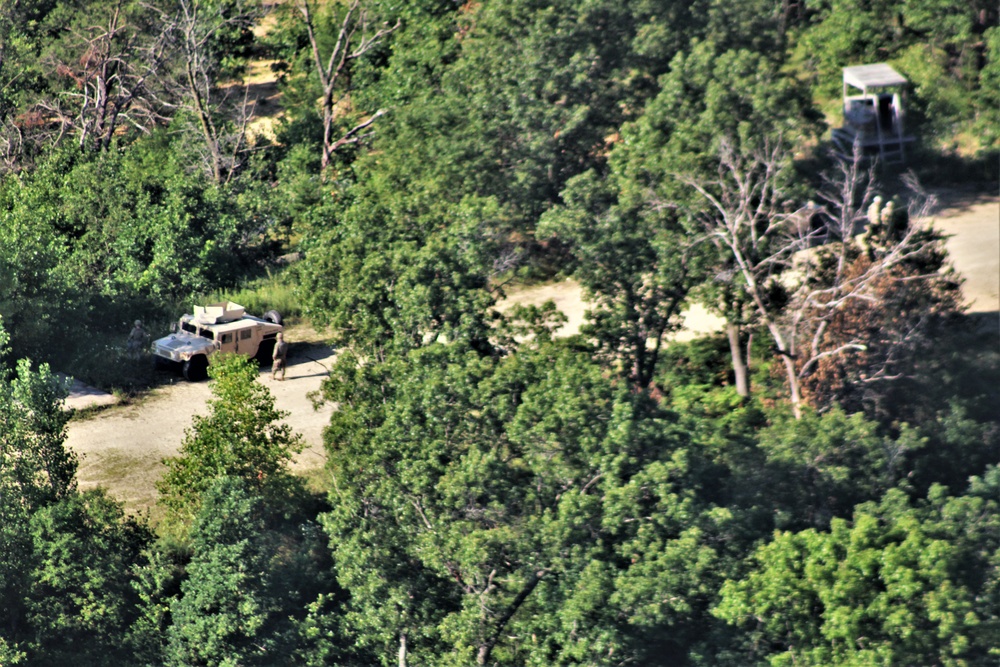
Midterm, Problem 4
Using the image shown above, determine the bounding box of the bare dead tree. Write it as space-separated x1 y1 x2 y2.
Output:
682 141 959 418
296 0 399 175
680 138 817 402
787 151 961 416
149 0 262 183
32 1 169 153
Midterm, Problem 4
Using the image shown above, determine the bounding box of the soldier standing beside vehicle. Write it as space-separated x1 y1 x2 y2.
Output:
126 320 148 359
272 332 289 381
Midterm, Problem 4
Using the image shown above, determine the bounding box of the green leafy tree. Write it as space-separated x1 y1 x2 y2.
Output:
0 355 75 509
0 343 75 650
158 353 303 529
539 169 700 390
165 474 342 666
165 477 277 666
0 323 154 665
715 482 1000 665
24 490 153 667
297 190 501 355
292 0 682 355
639 45 818 400
298 2 827 365
421 0 646 227
754 407 924 529
619 41 821 180
976 26 1000 145
0 0 57 169
0 142 271 299
906 404 1000 498
317 339 726 665
0 139 277 366
546 42 818 399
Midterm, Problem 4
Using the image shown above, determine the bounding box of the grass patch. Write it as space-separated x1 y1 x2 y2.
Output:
85 449 144 485
297 465 333 496
67 401 119 422
199 270 303 319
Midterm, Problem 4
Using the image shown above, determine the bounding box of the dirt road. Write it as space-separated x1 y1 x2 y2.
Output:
67 340 335 512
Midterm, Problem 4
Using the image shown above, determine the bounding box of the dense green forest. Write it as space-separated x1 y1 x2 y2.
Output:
1 0 998 664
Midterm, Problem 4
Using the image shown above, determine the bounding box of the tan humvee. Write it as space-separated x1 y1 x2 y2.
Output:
151 302 283 380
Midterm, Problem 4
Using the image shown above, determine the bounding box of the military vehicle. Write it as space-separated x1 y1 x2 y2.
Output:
152 302 283 380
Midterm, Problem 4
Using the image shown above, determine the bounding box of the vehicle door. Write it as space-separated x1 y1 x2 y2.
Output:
216 330 238 355
236 326 259 357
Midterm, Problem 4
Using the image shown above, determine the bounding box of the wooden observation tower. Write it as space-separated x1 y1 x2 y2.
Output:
833 63 914 164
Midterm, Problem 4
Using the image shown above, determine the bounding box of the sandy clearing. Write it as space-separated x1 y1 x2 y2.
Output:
66 341 335 511
496 281 725 341
495 281 588 337
500 194 998 338
930 197 999 314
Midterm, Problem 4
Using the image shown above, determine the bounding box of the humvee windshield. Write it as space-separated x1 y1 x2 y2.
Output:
181 321 213 340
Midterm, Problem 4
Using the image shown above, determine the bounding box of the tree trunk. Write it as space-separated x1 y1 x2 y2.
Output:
781 352 803 419
320 94 334 174
185 63 221 182
398 632 406 667
477 569 547 665
727 322 749 397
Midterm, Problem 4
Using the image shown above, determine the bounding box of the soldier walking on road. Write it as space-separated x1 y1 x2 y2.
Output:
272 332 289 381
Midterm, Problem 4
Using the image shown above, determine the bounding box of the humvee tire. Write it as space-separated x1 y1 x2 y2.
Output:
263 310 283 325
182 355 209 381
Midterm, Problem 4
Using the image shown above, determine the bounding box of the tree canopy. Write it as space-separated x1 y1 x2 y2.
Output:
0 0 997 664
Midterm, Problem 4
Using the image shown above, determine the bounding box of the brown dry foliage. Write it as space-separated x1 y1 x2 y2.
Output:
798 247 963 416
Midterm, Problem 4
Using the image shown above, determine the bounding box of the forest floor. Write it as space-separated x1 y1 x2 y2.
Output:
66 191 998 518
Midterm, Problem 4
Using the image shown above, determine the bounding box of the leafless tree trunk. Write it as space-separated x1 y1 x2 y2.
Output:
296 0 399 176
35 1 167 153
150 0 261 183
683 141 950 418
726 321 750 396
682 139 815 415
